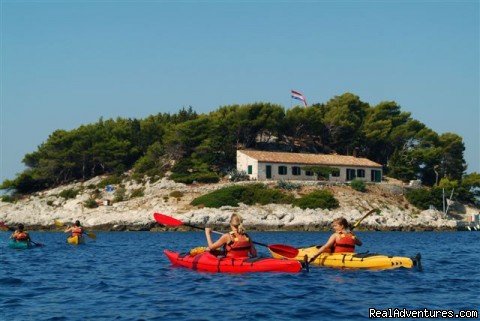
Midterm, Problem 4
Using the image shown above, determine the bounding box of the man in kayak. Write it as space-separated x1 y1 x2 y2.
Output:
309 217 362 261
205 213 257 258
10 223 32 243
64 220 84 240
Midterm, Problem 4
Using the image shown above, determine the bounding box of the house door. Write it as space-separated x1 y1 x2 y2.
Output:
346 169 356 181
371 170 382 182
266 165 272 179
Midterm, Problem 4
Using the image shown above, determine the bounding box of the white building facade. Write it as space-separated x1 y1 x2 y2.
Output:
237 150 383 182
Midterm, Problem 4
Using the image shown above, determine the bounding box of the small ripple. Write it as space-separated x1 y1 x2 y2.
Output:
0 277 23 286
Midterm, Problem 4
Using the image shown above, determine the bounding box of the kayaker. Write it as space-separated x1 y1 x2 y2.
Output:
205 213 257 258
64 220 84 239
10 223 31 243
309 217 362 261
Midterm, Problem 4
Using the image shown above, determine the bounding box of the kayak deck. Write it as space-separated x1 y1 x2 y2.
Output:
270 245 421 270
164 249 302 273
8 240 34 249
67 235 85 245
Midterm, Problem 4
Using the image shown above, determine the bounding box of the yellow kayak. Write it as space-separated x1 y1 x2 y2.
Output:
270 245 421 270
67 235 85 245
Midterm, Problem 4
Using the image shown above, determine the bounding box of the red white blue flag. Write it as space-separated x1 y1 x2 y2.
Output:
291 90 307 107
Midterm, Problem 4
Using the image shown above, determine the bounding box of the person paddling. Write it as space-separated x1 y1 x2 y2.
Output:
10 224 32 243
205 213 257 258
64 220 84 240
309 217 362 262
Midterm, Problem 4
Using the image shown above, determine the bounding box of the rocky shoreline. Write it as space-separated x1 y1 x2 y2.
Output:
0 176 472 232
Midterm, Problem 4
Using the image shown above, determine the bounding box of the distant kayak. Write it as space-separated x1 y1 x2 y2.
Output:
270 245 421 270
67 235 85 245
164 249 302 273
8 239 33 249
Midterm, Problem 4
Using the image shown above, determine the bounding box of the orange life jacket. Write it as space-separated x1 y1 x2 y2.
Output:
334 233 356 253
14 231 28 241
72 226 84 237
224 232 253 258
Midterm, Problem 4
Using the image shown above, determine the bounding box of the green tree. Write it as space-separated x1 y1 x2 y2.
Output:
323 93 369 155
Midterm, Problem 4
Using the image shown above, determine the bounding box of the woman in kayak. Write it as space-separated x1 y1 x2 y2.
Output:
64 220 84 239
205 213 257 258
10 223 31 243
309 217 362 261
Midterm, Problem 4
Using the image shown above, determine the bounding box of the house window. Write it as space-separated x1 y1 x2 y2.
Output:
357 169 365 178
331 169 340 177
278 166 287 175
305 170 314 176
292 166 301 176
247 165 252 175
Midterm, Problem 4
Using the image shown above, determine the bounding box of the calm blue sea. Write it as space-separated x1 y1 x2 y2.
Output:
1 231 479 321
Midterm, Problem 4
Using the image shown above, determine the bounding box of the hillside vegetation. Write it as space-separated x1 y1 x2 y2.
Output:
2 93 479 205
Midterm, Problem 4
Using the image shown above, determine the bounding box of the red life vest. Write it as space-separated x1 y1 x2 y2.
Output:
334 233 356 253
72 226 84 237
14 231 28 241
224 232 252 258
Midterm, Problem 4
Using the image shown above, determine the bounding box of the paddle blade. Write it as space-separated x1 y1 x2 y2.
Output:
153 213 184 227
268 244 299 259
86 232 97 239
54 219 65 228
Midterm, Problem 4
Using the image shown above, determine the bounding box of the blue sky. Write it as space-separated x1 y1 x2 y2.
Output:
1 1 479 182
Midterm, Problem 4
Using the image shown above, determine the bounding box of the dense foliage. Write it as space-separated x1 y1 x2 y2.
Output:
301 166 339 180
293 190 339 210
190 184 293 208
350 179 367 192
1 94 470 198
190 184 339 209
405 188 444 210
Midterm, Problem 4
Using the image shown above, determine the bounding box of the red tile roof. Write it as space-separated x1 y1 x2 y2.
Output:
239 150 382 168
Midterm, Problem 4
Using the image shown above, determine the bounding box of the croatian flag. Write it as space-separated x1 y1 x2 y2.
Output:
291 90 308 107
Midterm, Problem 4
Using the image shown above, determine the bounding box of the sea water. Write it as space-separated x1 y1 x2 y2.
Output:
1 231 479 321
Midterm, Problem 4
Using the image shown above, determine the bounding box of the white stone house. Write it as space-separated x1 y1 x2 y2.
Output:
237 150 383 182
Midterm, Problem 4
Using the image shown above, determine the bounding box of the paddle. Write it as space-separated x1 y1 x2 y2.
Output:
308 208 378 263
54 219 97 239
153 213 299 259
0 221 44 247
348 208 378 232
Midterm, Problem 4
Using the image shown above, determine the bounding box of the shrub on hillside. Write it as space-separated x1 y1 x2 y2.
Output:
293 190 339 210
277 179 301 190
97 175 123 189
170 172 220 184
170 191 184 198
405 188 443 210
191 184 293 208
242 184 294 205
350 179 366 192
59 188 80 199
84 198 98 209
114 187 126 202
1 195 16 203
130 188 144 198
228 169 250 182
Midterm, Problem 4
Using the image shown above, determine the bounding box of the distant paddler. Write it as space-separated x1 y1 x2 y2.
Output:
6 223 43 247
64 220 85 245
10 223 32 243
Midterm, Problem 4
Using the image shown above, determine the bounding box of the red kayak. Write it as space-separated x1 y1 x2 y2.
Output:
164 250 302 273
